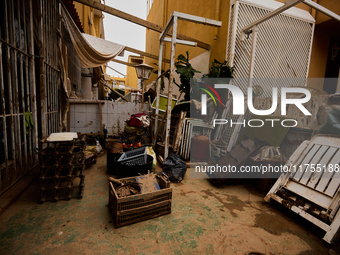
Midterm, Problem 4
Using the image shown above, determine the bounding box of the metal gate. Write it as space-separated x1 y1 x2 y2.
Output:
221 0 315 149
0 0 61 194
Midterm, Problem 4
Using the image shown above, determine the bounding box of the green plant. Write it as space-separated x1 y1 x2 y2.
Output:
174 51 201 101
205 59 233 78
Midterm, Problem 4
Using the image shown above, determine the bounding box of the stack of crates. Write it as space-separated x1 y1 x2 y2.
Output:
38 135 86 203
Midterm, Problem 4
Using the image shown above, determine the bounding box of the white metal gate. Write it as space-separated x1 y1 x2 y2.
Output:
221 0 315 148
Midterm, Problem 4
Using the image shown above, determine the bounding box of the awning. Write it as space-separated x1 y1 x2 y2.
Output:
61 4 125 68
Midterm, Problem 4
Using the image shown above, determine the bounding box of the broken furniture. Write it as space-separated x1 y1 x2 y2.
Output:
38 133 86 203
180 116 217 161
265 135 340 244
154 11 222 159
109 173 172 227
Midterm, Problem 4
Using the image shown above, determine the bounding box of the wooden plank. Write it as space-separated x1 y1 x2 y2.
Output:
164 16 178 159
124 46 170 64
264 140 310 203
173 111 186 152
292 144 321 181
285 180 332 209
118 200 171 216
324 204 340 243
325 170 340 197
299 145 328 185
74 0 210 50
99 103 103 134
153 109 167 145
307 147 338 189
111 58 136 67
316 150 340 193
67 101 71 132
174 11 222 27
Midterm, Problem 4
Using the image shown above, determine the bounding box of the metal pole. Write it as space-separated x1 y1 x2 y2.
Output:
154 41 164 135
164 16 178 159
248 25 258 87
303 0 340 22
141 79 145 112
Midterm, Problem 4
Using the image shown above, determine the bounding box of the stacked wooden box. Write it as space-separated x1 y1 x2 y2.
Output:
38 136 86 203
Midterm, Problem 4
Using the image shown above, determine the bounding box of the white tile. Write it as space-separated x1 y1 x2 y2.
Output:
74 113 86 128
86 104 98 114
86 113 100 126
74 104 86 113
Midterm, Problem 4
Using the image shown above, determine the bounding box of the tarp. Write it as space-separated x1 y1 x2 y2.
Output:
61 4 125 68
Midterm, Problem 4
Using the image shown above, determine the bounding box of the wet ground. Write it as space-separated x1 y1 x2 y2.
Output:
0 152 338 254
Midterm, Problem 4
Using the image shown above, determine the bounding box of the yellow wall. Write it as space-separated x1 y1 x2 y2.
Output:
125 56 145 90
74 1 106 74
74 2 104 38
145 0 340 92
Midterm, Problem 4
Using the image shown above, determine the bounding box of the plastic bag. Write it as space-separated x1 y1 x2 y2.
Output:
146 146 157 172
96 140 103 154
162 154 187 183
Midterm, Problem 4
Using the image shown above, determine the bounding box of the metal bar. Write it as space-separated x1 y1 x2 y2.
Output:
23 0 32 165
303 0 340 22
141 80 145 112
240 0 303 36
18 0 28 171
17 0 28 172
0 42 7 190
163 37 197 46
0 0 9 188
0 38 31 57
154 41 163 135
173 11 222 27
27 0 38 164
248 25 258 86
164 16 178 159
40 0 47 138
225 1 239 65
8 0 17 174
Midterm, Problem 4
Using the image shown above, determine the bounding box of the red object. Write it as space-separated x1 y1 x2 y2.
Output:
191 135 210 160
126 113 147 127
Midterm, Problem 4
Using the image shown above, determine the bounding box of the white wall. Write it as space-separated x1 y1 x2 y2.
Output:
70 101 149 135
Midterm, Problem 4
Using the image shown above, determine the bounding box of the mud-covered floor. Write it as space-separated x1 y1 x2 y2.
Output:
0 152 338 254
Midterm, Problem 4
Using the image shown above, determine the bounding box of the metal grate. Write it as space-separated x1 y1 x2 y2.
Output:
221 0 315 149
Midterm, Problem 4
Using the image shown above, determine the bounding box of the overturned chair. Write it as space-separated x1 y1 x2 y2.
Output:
265 135 340 244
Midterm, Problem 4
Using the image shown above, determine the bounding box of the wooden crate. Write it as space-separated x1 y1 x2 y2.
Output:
109 175 172 227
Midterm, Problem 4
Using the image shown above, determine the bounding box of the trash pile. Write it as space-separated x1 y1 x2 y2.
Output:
109 172 169 198
120 113 151 149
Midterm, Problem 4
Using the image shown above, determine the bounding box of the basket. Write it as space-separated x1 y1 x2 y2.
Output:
109 174 172 228
114 154 153 178
118 147 147 163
